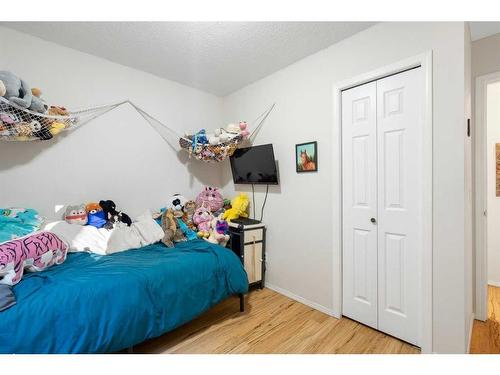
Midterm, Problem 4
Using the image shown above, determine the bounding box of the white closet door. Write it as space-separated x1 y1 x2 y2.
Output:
342 81 378 329
376 68 422 346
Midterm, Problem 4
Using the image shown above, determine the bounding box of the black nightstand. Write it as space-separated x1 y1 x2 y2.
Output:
227 220 266 289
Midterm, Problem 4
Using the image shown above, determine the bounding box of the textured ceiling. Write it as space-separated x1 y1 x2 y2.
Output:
469 22 500 41
1 22 376 96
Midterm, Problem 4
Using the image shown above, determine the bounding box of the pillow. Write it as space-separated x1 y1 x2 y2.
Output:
0 232 68 286
44 221 111 255
107 211 163 254
45 211 163 255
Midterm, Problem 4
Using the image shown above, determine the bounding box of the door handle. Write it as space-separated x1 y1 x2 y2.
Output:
370 218 377 224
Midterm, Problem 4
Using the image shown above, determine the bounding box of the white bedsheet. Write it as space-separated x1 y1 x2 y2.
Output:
44 211 164 255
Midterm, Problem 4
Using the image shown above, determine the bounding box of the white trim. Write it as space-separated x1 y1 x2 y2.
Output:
332 51 433 354
467 313 475 353
488 280 500 288
474 71 500 322
265 283 335 317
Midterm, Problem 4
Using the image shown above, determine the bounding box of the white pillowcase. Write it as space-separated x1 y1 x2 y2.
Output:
44 210 164 255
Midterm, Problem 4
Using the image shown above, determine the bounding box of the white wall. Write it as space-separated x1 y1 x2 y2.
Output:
472 33 500 78
221 22 468 353
486 82 500 286
0 26 224 220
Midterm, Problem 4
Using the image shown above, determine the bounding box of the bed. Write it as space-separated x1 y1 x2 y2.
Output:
0 239 248 354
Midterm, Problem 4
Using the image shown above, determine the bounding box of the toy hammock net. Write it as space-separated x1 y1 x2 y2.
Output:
0 96 275 163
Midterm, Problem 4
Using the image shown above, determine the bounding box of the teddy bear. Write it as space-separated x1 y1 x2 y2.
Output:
161 209 186 247
64 204 88 225
205 215 230 247
193 204 213 238
222 193 250 222
99 200 132 230
195 186 224 213
0 71 33 109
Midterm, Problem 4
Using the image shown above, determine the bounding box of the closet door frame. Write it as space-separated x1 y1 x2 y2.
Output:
332 51 433 353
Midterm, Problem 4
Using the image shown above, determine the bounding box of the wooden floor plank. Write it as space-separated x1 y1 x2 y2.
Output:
470 285 500 354
134 288 420 354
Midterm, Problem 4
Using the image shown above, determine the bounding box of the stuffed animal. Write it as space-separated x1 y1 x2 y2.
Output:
29 88 48 114
0 232 68 286
239 121 250 138
176 217 197 241
99 200 132 230
161 209 186 247
0 71 33 109
85 202 105 228
195 186 224 213
205 215 230 247
226 123 240 134
167 194 187 212
64 204 88 225
85 202 101 214
0 80 5 97
209 128 230 145
49 122 66 136
87 210 106 228
30 120 53 140
182 200 197 230
193 205 213 238
222 193 250 222
13 122 32 137
48 106 69 117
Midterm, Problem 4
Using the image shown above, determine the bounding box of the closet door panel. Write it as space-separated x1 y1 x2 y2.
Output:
342 82 378 329
376 68 422 346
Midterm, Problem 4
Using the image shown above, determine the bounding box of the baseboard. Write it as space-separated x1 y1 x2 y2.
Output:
488 280 500 288
467 312 475 354
265 283 335 317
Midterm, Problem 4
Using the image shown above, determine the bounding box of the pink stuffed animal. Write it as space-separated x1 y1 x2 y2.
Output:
195 186 224 213
239 121 250 138
0 232 68 286
193 205 213 238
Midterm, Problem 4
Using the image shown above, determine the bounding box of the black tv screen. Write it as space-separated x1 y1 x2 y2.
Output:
230 144 279 185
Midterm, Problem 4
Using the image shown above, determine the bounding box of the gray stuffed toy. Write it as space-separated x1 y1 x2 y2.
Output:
0 71 33 109
29 88 48 113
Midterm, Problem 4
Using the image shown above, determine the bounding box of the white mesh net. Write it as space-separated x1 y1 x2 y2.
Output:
0 97 128 142
0 96 275 163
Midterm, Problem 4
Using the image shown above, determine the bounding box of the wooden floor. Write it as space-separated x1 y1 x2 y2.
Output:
134 288 420 354
470 285 500 354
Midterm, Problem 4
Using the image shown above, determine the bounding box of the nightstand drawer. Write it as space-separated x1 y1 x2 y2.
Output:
244 242 263 284
244 228 264 244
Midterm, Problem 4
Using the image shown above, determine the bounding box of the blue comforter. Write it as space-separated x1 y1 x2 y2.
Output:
0 240 248 353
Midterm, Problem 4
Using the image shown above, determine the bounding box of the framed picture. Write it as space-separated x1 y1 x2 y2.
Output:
296 141 318 173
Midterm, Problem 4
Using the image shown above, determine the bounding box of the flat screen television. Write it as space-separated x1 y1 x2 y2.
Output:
230 144 279 185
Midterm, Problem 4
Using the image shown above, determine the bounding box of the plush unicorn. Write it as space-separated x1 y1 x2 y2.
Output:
193 205 213 238
0 232 68 286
